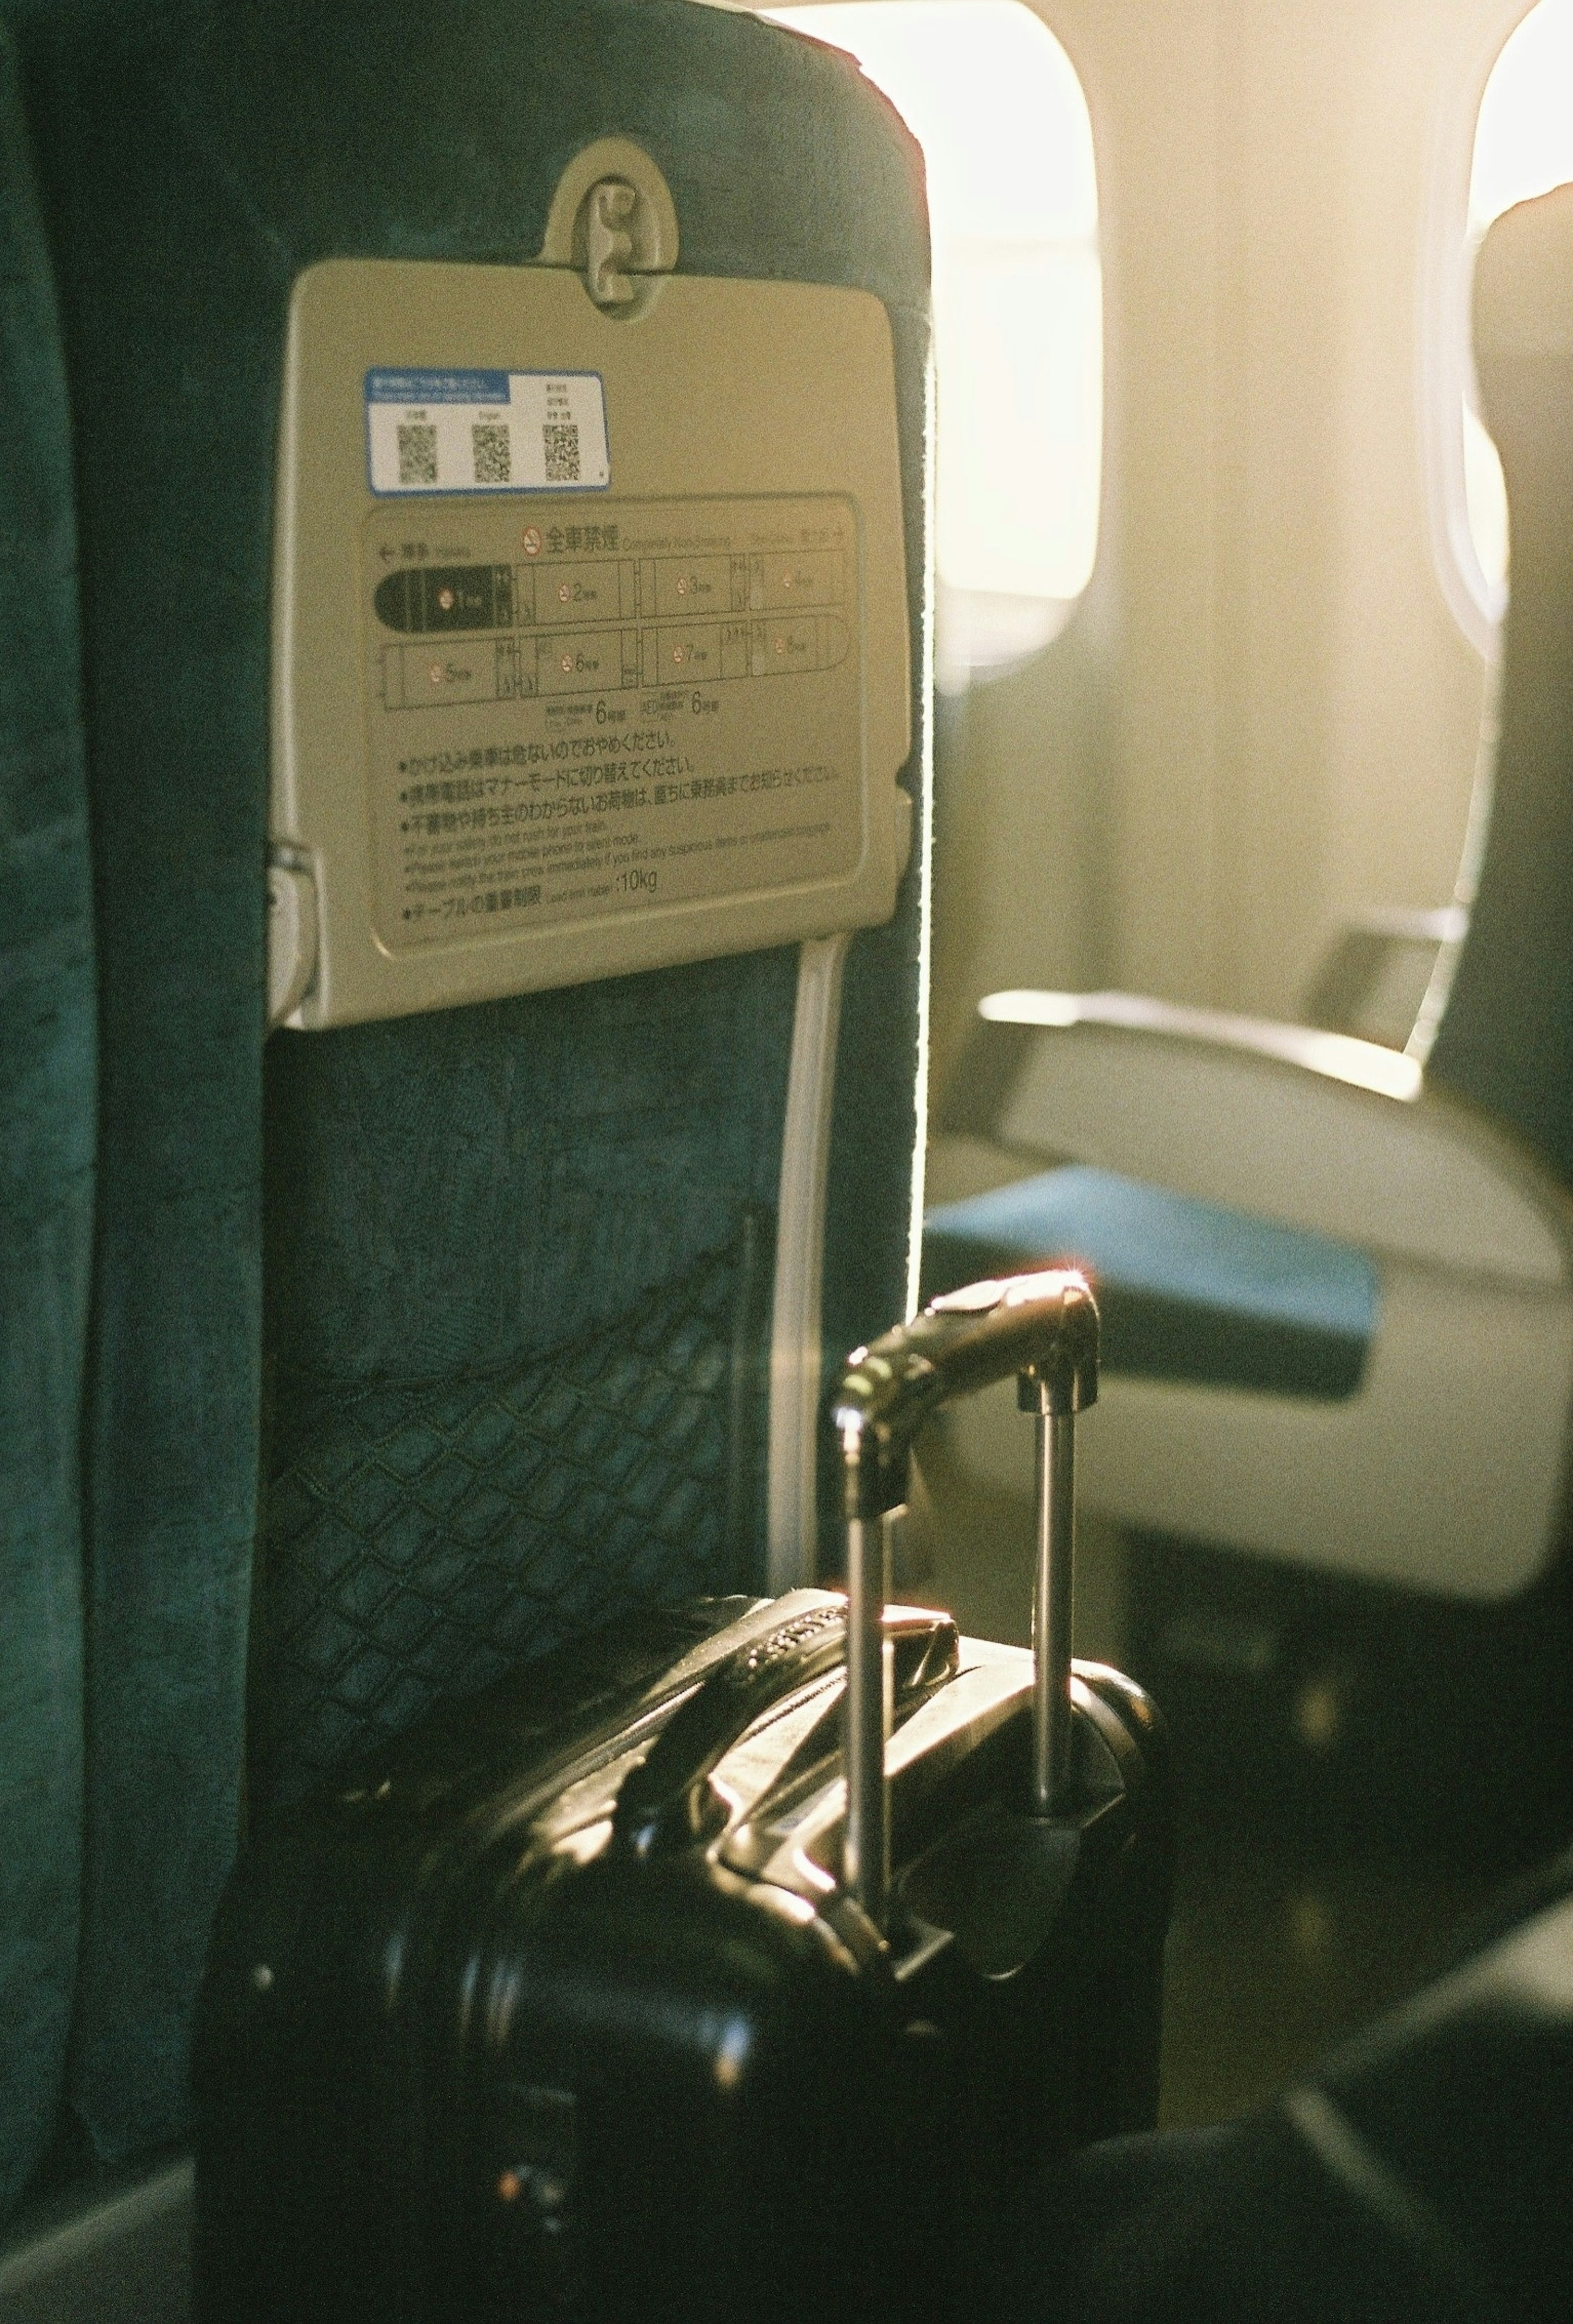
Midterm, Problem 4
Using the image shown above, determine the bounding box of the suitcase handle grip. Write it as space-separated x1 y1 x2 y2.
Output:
830 1269 1097 1524
830 1271 1099 1928
615 1601 958 1859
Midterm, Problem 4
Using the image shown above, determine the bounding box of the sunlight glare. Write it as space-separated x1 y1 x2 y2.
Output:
765 2 1102 609
1471 0 1573 238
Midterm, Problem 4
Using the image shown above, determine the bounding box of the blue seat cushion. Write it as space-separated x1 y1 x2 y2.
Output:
922 1167 1377 1401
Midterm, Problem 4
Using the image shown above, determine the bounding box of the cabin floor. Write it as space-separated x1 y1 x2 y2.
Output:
913 1421 1500 2128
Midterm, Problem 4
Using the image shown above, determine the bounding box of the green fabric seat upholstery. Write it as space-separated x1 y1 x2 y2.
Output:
1 0 927 2203
0 22 94 2220
1429 184 1573 1178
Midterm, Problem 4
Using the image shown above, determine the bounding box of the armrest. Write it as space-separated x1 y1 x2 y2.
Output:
938 990 1573 1288
969 988 1425 1098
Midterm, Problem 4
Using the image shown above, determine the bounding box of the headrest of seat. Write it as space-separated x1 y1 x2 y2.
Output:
1473 179 1573 424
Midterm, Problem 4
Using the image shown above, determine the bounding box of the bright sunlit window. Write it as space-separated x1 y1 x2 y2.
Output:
1464 0 1573 598
764 2 1101 679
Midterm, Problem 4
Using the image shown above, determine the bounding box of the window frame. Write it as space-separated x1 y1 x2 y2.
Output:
758 0 1103 683
1421 0 1542 658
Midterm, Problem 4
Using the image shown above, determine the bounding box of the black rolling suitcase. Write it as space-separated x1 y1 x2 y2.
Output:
195 1272 1173 2324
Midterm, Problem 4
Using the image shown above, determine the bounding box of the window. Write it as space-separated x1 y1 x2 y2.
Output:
1462 0 1573 607
764 2 1100 681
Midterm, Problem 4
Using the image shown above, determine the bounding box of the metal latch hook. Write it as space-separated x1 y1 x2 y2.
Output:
537 138 680 319
585 180 639 308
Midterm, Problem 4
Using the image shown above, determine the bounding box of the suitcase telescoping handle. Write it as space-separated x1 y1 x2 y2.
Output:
830 1270 1099 1930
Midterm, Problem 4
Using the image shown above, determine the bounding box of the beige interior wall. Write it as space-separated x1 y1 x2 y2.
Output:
925 0 1534 1094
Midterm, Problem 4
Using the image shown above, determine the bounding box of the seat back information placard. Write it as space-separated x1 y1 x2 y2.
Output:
363 493 861 955
365 368 610 496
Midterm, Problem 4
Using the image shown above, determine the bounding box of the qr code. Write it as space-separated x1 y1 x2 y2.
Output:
543 423 580 483
471 423 511 485
397 423 438 487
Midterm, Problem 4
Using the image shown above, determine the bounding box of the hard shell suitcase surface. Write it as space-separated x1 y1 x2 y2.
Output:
195 1273 1173 2324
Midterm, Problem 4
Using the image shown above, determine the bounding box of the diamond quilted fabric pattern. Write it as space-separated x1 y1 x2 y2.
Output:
249 1226 766 1815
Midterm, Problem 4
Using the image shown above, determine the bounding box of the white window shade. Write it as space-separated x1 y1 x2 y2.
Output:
934 243 1101 597
1471 0 1573 236
765 2 1102 675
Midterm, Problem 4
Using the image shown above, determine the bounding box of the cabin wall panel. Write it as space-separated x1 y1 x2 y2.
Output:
1321 0 1505 941
926 0 1520 1079
1076 2 1224 1008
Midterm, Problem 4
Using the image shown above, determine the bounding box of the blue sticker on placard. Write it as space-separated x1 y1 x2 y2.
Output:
365 368 610 495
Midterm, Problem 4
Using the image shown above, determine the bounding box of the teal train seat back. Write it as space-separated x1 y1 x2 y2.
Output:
0 25 94 2229
1427 182 1573 1171
0 0 928 2228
